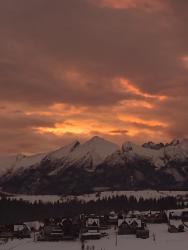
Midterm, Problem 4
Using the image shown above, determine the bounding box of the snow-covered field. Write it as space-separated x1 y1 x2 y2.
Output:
9 190 188 204
0 224 188 250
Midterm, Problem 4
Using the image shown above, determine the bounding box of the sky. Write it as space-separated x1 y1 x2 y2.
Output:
0 0 188 155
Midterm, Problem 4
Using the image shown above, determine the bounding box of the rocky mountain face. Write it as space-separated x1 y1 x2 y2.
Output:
0 137 188 195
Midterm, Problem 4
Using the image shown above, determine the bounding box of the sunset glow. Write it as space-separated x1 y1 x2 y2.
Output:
0 0 187 154
119 79 167 101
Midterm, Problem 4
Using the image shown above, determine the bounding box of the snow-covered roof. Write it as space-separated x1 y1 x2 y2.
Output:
118 218 142 227
86 218 100 226
169 220 183 228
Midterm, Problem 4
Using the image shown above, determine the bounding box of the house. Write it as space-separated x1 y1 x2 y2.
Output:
81 215 101 240
13 223 31 239
61 218 79 240
168 220 184 233
0 225 14 239
169 211 182 220
38 225 63 241
144 211 168 224
118 218 143 235
37 217 81 241
86 217 100 230
24 221 44 232
118 218 149 238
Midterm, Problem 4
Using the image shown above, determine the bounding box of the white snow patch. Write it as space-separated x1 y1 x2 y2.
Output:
7 190 188 204
1 224 188 250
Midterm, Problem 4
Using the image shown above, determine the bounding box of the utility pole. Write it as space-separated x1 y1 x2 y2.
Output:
115 229 118 246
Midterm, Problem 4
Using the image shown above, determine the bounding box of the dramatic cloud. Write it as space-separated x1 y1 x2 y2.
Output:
95 0 168 11
0 0 188 154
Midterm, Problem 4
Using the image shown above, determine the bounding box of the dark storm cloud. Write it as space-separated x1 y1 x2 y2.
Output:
0 113 55 130
0 0 188 153
0 128 75 155
0 0 184 101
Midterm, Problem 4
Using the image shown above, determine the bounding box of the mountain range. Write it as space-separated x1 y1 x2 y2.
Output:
0 136 188 195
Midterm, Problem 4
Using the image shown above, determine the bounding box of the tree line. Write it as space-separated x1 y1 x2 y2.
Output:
0 195 183 225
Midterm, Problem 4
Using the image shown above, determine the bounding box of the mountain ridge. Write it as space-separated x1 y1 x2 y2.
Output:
0 137 188 195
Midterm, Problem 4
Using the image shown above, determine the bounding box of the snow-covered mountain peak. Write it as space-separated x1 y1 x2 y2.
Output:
67 137 119 169
47 137 119 174
84 136 117 148
120 141 165 168
88 135 103 142
1 137 188 194
0 138 119 177
46 140 80 160
0 152 47 176
163 138 188 161
122 141 158 156
0 141 81 176
119 138 188 169
1 136 188 185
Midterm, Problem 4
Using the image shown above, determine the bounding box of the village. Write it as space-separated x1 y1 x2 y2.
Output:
0 208 188 250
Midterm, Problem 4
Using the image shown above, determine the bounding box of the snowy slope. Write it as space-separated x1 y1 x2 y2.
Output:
50 136 119 173
122 141 165 168
1 137 188 195
1 224 188 250
45 140 80 160
164 138 188 162
9 190 188 204
0 137 119 177
0 141 80 176
0 153 46 176
67 136 119 168
0 155 19 175
104 138 188 170
1 137 188 177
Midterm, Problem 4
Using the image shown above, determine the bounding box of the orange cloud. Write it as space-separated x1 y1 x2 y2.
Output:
180 56 188 69
97 0 137 9
36 119 117 136
25 103 86 117
95 0 167 11
1 98 169 146
121 100 154 109
37 123 85 135
118 114 168 128
119 78 167 101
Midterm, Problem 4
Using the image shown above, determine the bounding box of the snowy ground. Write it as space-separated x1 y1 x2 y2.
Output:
1 224 188 250
8 190 188 204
